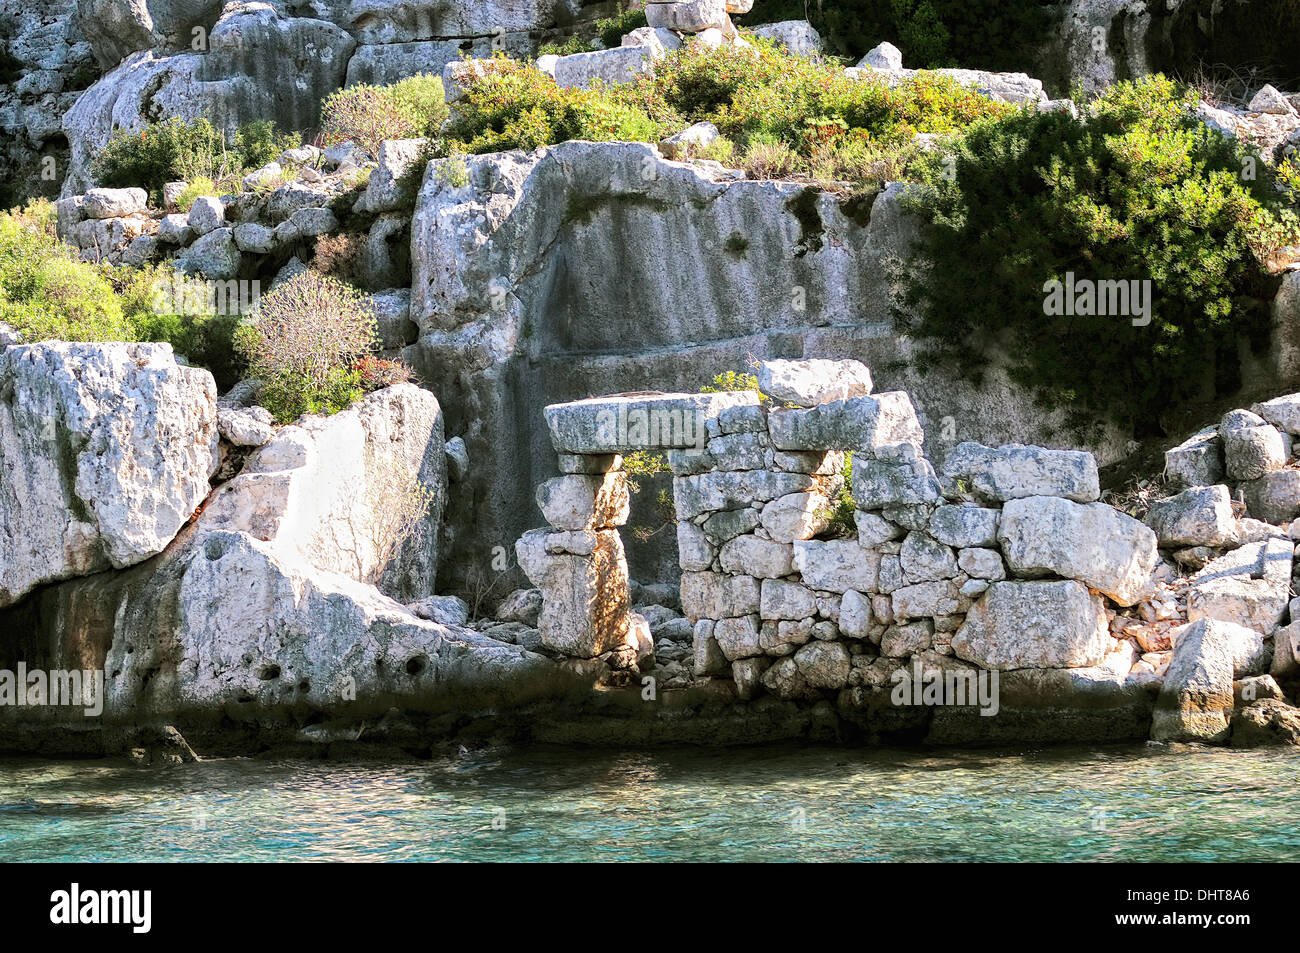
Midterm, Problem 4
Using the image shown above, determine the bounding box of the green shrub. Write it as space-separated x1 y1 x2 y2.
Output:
539 8 649 55
236 272 379 422
443 43 1004 189
94 118 301 204
95 118 229 204
0 204 134 342
175 177 217 212
319 76 448 155
441 57 665 155
900 75 1300 436
234 119 302 170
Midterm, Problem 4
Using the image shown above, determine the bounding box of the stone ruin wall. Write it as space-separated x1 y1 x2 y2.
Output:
515 360 1165 723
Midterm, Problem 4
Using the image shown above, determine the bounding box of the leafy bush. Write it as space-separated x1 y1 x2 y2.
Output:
236 272 380 422
741 0 1054 71
441 57 664 154
94 118 301 204
0 204 134 341
539 8 649 55
235 119 302 170
319 76 449 155
95 118 227 204
0 204 249 384
175 177 216 212
443 43 1004 191
900 75 1300 436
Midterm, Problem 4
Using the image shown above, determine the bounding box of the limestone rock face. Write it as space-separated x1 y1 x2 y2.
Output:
0 342 219 607
1152 618 1265 743
952 580 1111 670
998 496 1157 606
1 528 553 729
201 383 445 601
63 5 355 191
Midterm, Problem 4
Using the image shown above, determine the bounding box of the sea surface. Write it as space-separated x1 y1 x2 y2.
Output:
1 744 1297 862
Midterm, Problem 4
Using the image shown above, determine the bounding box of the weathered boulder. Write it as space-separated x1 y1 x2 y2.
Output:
216 404 274 447
1152 618 1265 743
535 471 629 531
718 534 792 577
1241 469 1300 525
1220 409 1288 482
674 468 813 520
516 527 630 657
1144 485 1237 548
747 20 822 56
1251 393 1300 435
793 640 850 690
177 227 240 279
355 137 428 213
545 392 757 454
0 342 219 607
659 121 719 159
951 580 1111 670
1231 699 1300 746
1164 425 1224 487
942 442 1099 504
681 571 760 620
410 594 470 626
187 194 225 235
998 496 1157 606
858 41 902 70
756 358 872 407
1186 537 1292 632
82 185 145 218
928 503 999 548
759 490 829 542
553 45 655 88
851 441 941 507
792 539 881 592
645 0 730 33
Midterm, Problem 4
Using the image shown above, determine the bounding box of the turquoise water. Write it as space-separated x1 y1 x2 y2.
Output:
1 744 1297 861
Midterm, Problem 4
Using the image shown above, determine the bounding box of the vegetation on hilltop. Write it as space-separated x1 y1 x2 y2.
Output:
900 75 1300 438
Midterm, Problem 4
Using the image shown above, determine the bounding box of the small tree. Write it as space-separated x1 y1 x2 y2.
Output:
237 272 378 422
